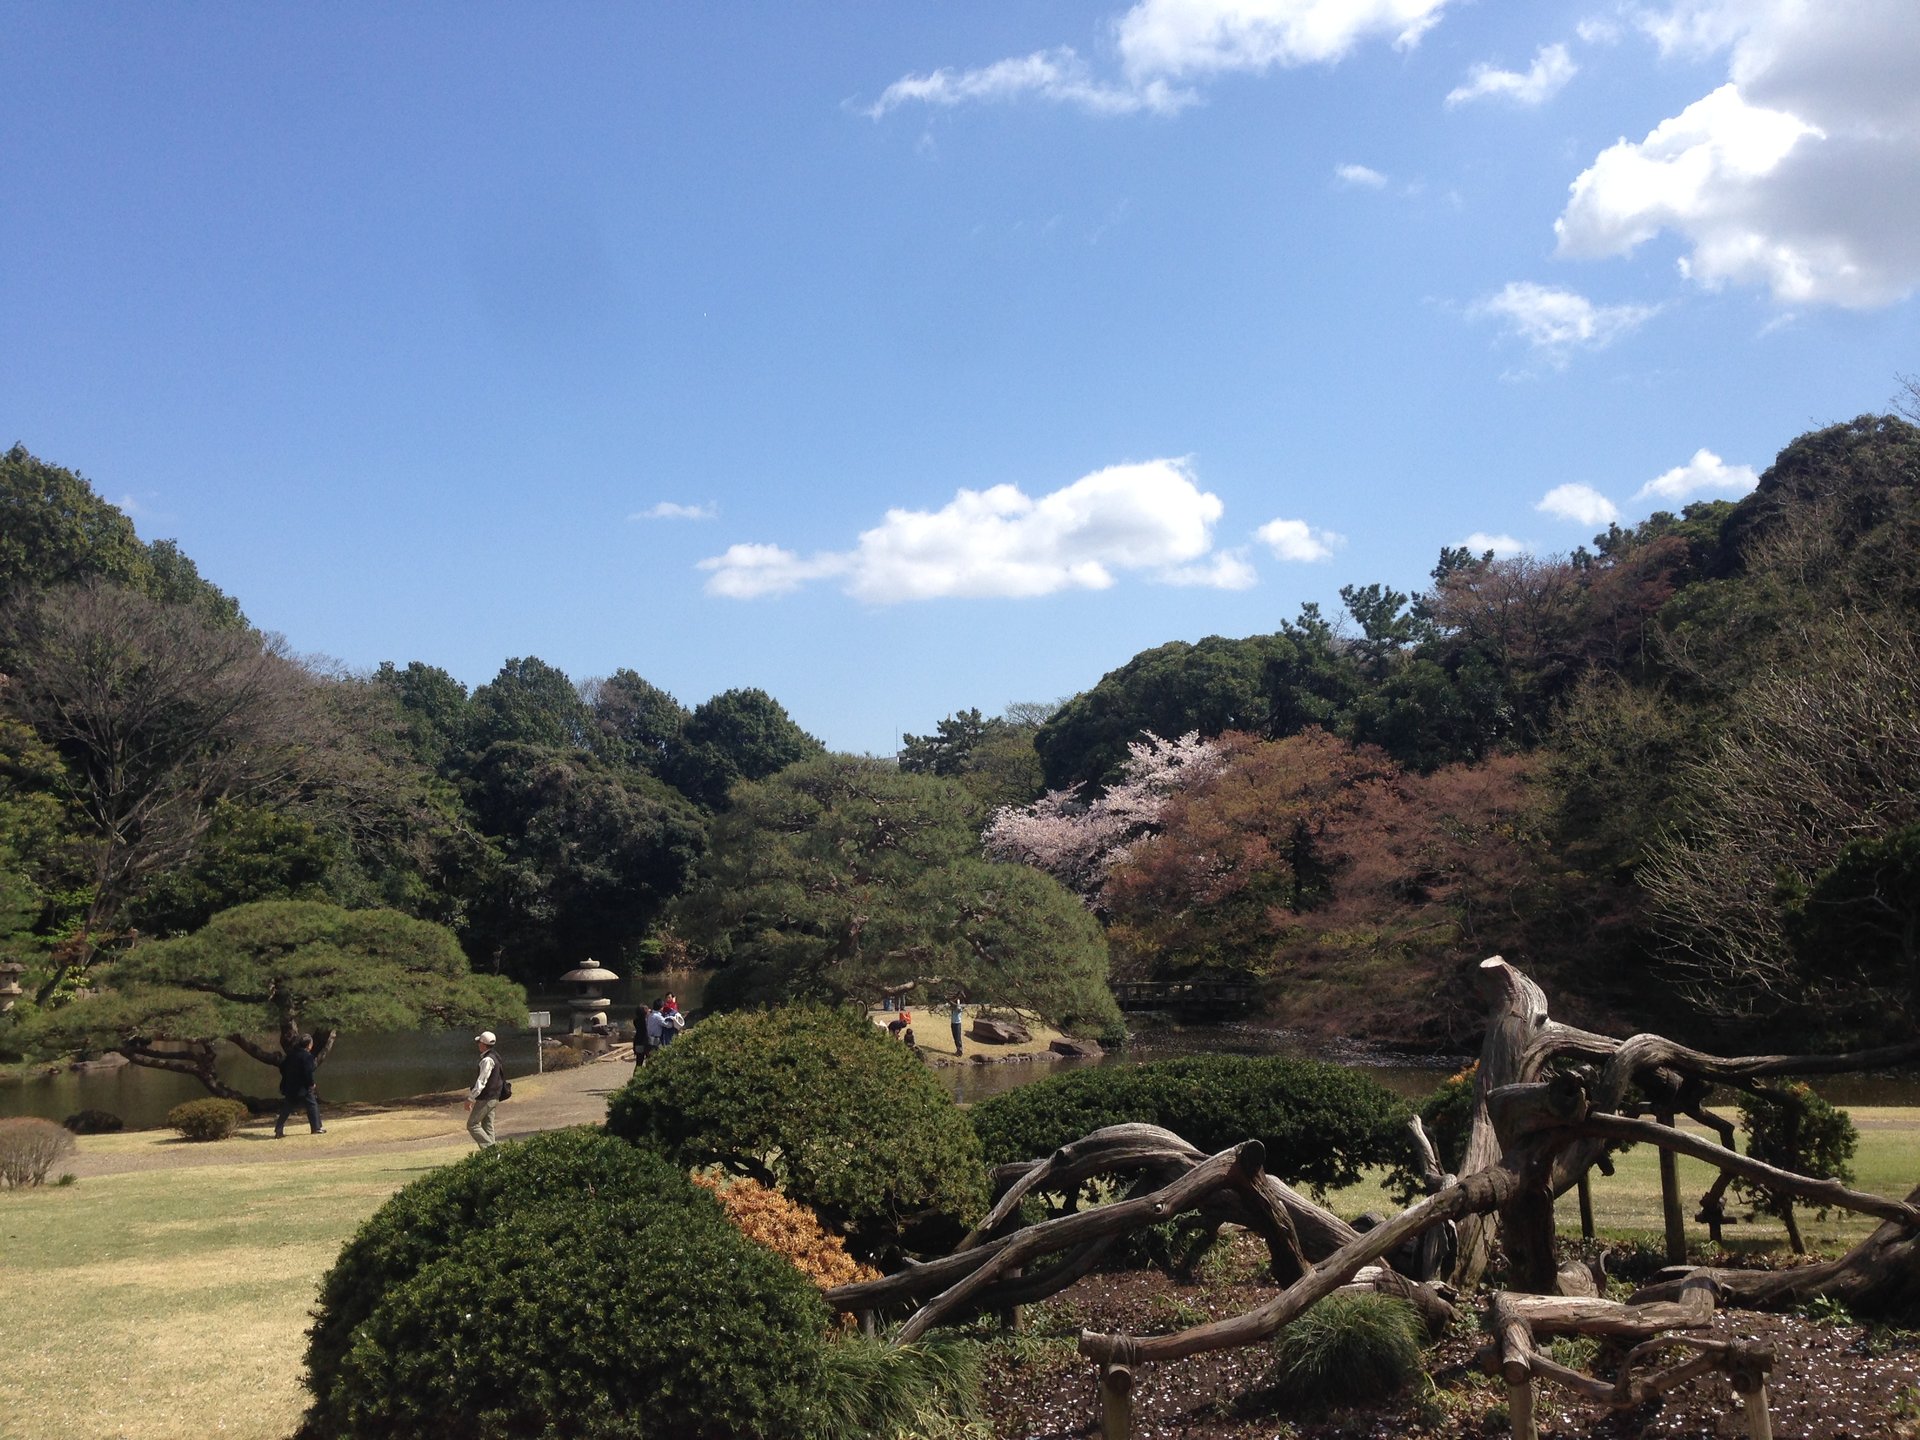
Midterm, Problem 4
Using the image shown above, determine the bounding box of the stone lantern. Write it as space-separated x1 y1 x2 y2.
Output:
0 960 22 1016
558 958 619 1046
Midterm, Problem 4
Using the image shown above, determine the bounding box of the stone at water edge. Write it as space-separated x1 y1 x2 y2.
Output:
970 1017 1032 1045
1049 1037 1103 1059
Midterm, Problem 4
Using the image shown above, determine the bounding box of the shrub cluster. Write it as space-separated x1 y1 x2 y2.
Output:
301 1127 836 1440
968 1055 1411 1193
692 1173 882 1291
0 1116 76 1189
62 1108 124 1134
166 1097 249 1141
606 1005 988 1247
1735 1082 1859 1220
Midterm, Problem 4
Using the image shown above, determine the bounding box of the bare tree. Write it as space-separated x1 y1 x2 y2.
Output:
2 581 328 998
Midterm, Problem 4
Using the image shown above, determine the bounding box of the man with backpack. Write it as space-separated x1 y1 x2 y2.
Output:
465 1030 509 1147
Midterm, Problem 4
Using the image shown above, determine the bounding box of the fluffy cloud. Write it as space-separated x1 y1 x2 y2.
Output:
1555 0 1920 307
1254 517 1344 563
630 501 716 521
700 459 1255 602
1461 531 1527 557
1335 163 1388 188
1446 43 1576 107
1472 281 1658 359
868 0 1455 117
1536 483 1619 526
1113 0 1452 79
1635 448 1759 502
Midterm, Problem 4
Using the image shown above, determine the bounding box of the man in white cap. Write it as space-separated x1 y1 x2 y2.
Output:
466 1030 505 1148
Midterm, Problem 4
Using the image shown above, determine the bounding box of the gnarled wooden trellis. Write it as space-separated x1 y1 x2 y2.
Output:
827 957 1920 1437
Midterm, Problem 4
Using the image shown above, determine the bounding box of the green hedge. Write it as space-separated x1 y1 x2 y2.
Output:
300 1126 835 1440
606 1006 987 1246
968 1055 1410 1193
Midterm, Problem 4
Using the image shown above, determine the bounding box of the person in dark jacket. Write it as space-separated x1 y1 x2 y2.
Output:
466 1031 506 1147
274 1033 324 1137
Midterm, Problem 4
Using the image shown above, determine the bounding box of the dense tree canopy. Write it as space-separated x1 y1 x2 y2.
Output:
680 755 1117 1032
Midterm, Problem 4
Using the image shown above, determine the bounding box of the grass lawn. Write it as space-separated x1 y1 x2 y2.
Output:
0 1142 467 1440
1 1109 1914 1440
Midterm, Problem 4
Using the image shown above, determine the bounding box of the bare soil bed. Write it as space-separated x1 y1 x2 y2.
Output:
980 1244 1920 1439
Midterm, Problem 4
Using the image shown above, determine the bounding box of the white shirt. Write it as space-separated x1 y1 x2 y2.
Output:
469 1050 498 1101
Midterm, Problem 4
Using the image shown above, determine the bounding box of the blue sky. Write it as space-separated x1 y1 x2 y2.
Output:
5 1 1915 755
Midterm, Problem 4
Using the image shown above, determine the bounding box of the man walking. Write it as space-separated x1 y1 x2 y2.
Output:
466 1030 505 1148
274 1033 324 1137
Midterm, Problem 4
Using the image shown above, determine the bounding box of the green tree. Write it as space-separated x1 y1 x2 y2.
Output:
466 656 590 753
583 667 687 776
679 755 1116 1031
372 661 471 776
25 900 525 1106
667 686 822 808
900 705 1046 820
0 445 150 597
460 743 707 980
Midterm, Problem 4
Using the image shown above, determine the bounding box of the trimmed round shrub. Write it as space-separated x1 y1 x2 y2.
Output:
968 1055 1410 1193
606 1005 988 1245
0 1116 76 1190
1735 1082 1859 1221
63 1108 124 1135
166 1097 249 1141
303 1125 836 1440
1269 1292 1425 1407
303 1127 701 1415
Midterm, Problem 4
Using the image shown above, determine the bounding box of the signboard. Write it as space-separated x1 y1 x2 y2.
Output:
526 1011 552 1029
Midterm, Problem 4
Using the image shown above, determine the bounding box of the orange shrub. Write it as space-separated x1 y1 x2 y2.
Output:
691 1173 881 1290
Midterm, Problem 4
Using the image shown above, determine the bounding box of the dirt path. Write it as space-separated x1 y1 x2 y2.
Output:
64 1047 642 1178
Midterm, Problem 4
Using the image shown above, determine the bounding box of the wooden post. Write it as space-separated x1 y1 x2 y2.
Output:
1495 1298 1537 1440
1657 1115 1687 1264
1508 1379 1538 1440
1726 1341 1775 1440
1577 1170 1595 1242
1099 1362 1135 1440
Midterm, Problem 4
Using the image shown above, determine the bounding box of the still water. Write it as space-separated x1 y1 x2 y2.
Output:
8 977 1919 1129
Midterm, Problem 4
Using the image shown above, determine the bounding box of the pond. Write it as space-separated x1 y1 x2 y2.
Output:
8 980 1919 1130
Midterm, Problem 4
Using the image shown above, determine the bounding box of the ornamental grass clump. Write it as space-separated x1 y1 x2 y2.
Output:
1268 1292 1426 1408
0 1117 76 1190
165 1097 249 1141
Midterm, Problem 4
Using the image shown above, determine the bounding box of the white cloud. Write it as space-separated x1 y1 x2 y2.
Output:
1335 163 1388 188
868 0 1456 117
697 544 849 599
1472 281 1658 360
866 48 1192 118
1536 483 1620 526
700 459 1251 602
1446 43 1577 107
1556 0 1920 307
1462 531 1528 557
1634 448 1759 502
1114 0 1453 79
1161 547 1260 589
1576 17 1622 45
630 501 717 521
1253 517 1344 563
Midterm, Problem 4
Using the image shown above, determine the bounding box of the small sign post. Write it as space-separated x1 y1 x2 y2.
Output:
527 1011 551 1074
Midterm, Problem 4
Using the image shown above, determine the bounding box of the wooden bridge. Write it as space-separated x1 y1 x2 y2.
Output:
1111 978 1256 1015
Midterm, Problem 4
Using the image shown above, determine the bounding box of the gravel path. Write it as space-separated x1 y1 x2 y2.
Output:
64 1047 640 1178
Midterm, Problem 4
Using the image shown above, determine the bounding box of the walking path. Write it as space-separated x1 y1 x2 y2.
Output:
63 1046 640 1178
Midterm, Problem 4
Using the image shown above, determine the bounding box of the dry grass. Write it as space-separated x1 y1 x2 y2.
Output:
0 1145 465 1440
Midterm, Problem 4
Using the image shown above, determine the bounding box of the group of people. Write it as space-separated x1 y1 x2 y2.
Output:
633 994 685 1065
886 996 968 1056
